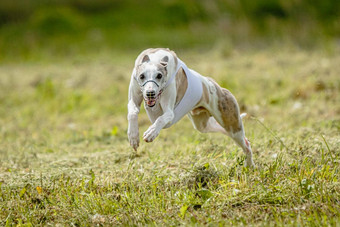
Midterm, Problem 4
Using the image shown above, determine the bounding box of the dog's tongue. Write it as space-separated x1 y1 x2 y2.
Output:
147 99 156 107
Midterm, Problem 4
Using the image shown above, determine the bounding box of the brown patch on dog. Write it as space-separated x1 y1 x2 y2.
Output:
199 82 210 104
189 108 211 132
175 68 188 106
190 82 210 117
142 54 150 63
191 107 208 115
210 79 242 132
190 82 210 118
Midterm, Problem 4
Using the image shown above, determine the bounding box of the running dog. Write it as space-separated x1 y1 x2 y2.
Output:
127 48 254 167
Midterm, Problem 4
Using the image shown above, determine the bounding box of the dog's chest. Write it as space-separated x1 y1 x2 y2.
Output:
145 104 163 123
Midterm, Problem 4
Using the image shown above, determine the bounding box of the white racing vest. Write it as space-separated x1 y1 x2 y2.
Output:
164 59 203 128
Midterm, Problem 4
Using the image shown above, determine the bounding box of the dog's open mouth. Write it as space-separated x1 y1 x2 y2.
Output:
145 98 156 107
143 90 162 108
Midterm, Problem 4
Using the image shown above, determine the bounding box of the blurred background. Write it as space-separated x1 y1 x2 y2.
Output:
0 0 339 62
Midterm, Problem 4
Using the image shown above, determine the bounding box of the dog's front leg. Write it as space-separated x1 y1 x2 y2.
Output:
143 108 174 142
143 89 176 142
127 79 143 151
128 100 141 150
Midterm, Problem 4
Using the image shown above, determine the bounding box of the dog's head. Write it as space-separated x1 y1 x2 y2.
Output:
135 54 169 107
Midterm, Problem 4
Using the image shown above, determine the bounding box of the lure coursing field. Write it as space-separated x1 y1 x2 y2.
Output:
0 46 339 225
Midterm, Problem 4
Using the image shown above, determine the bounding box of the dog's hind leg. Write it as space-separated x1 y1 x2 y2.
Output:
188 107 227 134
229 129 255 168
209 84 255 167
189 108 254 167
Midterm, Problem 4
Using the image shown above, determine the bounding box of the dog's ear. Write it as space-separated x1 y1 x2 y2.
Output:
142 54 150 63
160 56 168 67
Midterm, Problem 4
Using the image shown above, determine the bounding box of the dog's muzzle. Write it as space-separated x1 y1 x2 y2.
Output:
146 90 156 98
141 80 163 107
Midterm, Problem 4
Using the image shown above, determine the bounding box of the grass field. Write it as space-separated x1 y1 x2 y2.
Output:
0 44 339 225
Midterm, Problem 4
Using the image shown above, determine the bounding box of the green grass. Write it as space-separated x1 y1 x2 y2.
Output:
0 45 339 225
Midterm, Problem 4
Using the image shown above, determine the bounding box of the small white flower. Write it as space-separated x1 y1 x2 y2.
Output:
233 189 240 195
292 102 302 110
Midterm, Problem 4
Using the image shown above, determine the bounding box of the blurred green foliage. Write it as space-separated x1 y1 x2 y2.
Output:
0 0 339 61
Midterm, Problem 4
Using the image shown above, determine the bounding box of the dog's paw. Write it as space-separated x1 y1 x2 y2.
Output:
129 137 139 151
244 160 255 169
143 125 160 143
128 131 139 151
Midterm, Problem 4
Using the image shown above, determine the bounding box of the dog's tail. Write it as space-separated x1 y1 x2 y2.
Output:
240 113 247 119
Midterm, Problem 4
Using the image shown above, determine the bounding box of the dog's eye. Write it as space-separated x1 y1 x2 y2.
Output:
139 74 145 80
156 73 162 79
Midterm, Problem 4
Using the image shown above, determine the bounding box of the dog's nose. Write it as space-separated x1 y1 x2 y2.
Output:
146 90 156 98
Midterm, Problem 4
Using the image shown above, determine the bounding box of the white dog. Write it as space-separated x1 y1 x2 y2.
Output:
127 48 254 167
